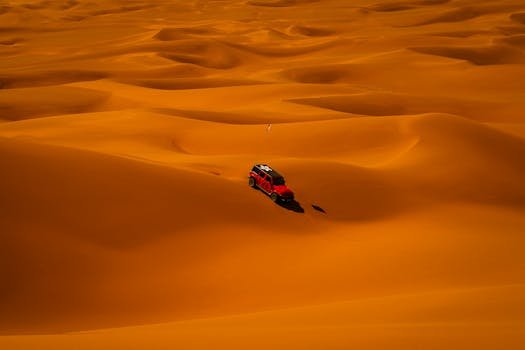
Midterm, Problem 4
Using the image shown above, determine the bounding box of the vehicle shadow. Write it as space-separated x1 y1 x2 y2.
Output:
251 186 304 213
311 204 326 214
278 199 305 213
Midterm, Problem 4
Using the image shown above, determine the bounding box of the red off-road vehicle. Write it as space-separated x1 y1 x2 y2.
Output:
248 164 294 203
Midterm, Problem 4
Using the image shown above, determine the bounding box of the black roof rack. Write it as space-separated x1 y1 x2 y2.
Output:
255 164 283 179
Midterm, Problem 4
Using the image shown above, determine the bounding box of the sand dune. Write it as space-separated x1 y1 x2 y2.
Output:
411 44 525 65
510 12 525 24
0 86 110 121
0 70 108 89
497 34 525 47
287 93 524 122
2 285 524 349
248 0 321 7
411 3 522 26
1 0 525 348
120 78 267 90
154 27 220 41
288 24 336 37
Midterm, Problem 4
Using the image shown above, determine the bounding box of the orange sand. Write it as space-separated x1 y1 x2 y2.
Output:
1 0 525 348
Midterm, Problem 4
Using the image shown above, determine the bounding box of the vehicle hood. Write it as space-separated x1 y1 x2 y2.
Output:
273 185 293 196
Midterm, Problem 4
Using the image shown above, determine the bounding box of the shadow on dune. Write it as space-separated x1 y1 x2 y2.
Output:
252 187 304 213
277 199 305 213
311 204 326 214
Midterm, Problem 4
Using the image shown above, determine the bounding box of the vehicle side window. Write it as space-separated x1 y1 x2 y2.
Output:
273 176 285 185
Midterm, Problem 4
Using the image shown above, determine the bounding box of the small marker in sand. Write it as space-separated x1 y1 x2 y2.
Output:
266 123 272 132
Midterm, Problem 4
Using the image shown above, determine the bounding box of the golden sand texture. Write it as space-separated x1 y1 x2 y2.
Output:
1 0 525 348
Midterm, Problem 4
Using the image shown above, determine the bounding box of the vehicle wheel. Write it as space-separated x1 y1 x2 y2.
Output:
271 193 279 202
249 177 256 188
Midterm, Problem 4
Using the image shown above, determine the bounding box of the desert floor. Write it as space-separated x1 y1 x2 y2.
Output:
1 0 525 348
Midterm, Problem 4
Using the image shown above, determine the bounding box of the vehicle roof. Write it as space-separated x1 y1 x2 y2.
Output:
254 164 283 179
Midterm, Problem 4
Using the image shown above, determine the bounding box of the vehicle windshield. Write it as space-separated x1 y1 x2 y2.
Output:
273 177 285 185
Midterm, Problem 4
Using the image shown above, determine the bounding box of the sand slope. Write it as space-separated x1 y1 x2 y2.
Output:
1 0 525 348
2 285 525 349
